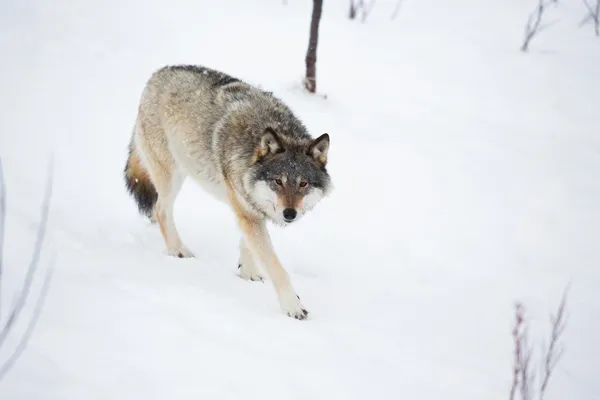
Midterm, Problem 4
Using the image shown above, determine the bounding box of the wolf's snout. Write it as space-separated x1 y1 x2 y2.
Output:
283 208 297 221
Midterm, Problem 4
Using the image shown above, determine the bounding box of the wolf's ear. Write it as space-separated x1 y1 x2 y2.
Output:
307 133 329 167
257 127 284 159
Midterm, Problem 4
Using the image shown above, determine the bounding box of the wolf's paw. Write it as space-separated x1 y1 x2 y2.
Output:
238 263 264 282
279 289 309 320
168 246 195 259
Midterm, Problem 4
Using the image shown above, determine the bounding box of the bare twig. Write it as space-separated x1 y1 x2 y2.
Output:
0 157 55 382
391 0 403 20
520 326 534 400
0 256 54 381
538 286 569 400
509 287 569 400
521 0 558 52
349 0 376 22
361 0 376 22
510 303 528 400
578 13 594 27
349 0 357 19
0 159 53 349
509 305 521 400
581 0 600 36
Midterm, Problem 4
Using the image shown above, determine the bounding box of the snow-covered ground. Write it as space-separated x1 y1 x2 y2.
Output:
1 0 599 398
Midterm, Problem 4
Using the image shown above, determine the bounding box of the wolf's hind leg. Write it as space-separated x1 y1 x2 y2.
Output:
143 158 193 258
238 238 264 282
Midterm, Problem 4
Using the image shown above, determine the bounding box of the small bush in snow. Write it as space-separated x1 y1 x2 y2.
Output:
509 287 568 400
348 0 376 22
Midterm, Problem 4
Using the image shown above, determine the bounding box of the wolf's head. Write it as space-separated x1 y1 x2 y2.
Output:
245 128 332 226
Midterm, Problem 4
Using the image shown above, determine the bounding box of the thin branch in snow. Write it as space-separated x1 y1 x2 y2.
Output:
510 303 530 400
0 255 54 381
521 0 559 52
391 0 403 20
349 0 357 19
0 156 55 381
361 0 376 22
520 325 535 400
581 0 600 36
348 0 376 22
538 286 569 400
509 286 569 400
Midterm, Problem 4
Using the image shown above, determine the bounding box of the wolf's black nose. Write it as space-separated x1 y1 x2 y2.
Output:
283 208 297 221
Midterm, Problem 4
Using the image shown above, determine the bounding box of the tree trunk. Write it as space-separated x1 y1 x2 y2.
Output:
304 0 323 93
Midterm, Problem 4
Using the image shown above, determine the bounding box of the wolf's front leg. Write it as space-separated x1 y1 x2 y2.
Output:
226 186 308 319
238 238 264 282
240 219 308 319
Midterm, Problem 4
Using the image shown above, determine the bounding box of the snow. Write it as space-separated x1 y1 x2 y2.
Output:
1 0 599 398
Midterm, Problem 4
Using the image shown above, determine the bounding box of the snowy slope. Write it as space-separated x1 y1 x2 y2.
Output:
1 0 599 398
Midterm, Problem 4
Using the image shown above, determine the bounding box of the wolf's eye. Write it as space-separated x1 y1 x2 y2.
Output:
299 181 308 188
275 179 283 186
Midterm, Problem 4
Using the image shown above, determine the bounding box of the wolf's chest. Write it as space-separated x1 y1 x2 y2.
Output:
194 167 228 203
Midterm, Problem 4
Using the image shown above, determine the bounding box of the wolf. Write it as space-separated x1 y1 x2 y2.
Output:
123 65 332 320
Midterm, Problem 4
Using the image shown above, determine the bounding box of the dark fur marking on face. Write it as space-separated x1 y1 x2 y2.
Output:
250 146 329 191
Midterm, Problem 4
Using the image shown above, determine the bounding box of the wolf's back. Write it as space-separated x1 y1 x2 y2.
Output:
123 65 247 217
142 65 247 107
123 64 312 218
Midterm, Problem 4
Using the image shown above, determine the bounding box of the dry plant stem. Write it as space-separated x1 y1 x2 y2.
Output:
520 326 533 400
509 286 569 400
0 157 55 382
521 0 549 52
582 0 600 36
361 0 376 22
0 256 54 381
349 0 357 19
538 287 568 400
349 0 376 22
510 303 525 400
391 0 403 20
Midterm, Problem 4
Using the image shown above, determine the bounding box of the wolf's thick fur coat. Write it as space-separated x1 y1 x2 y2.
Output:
123 65 332 319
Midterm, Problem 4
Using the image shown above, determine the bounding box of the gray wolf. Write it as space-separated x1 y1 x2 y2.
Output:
123 65 332 320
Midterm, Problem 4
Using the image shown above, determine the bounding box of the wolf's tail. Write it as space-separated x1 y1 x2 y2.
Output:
123 135 158 219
